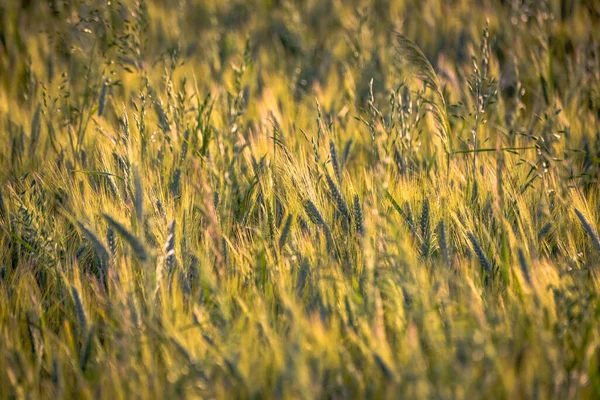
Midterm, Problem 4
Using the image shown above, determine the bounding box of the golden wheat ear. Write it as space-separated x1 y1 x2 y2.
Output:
393 33 452 154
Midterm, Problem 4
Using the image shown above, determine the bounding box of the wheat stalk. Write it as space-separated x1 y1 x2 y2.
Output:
164 220 176 274
420 199 431 257
103 213 148 262
330 141 342 183
278 214 293 249
325 173 350 221
468 232 492 278
353 195 364 236
76 220 110 274
517 248 532 286
71 286 88 334
574 208 600 253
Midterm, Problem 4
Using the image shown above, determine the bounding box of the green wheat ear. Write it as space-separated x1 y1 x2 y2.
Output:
394 33 452 155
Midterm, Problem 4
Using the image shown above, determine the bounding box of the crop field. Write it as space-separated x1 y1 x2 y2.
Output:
0 0 600 398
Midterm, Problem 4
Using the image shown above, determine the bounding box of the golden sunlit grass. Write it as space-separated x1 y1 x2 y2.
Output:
0 0 599 398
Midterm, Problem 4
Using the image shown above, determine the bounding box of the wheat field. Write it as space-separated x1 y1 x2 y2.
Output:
1 0 600 398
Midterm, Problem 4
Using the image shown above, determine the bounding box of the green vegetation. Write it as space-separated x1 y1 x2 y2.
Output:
1 0 600 398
